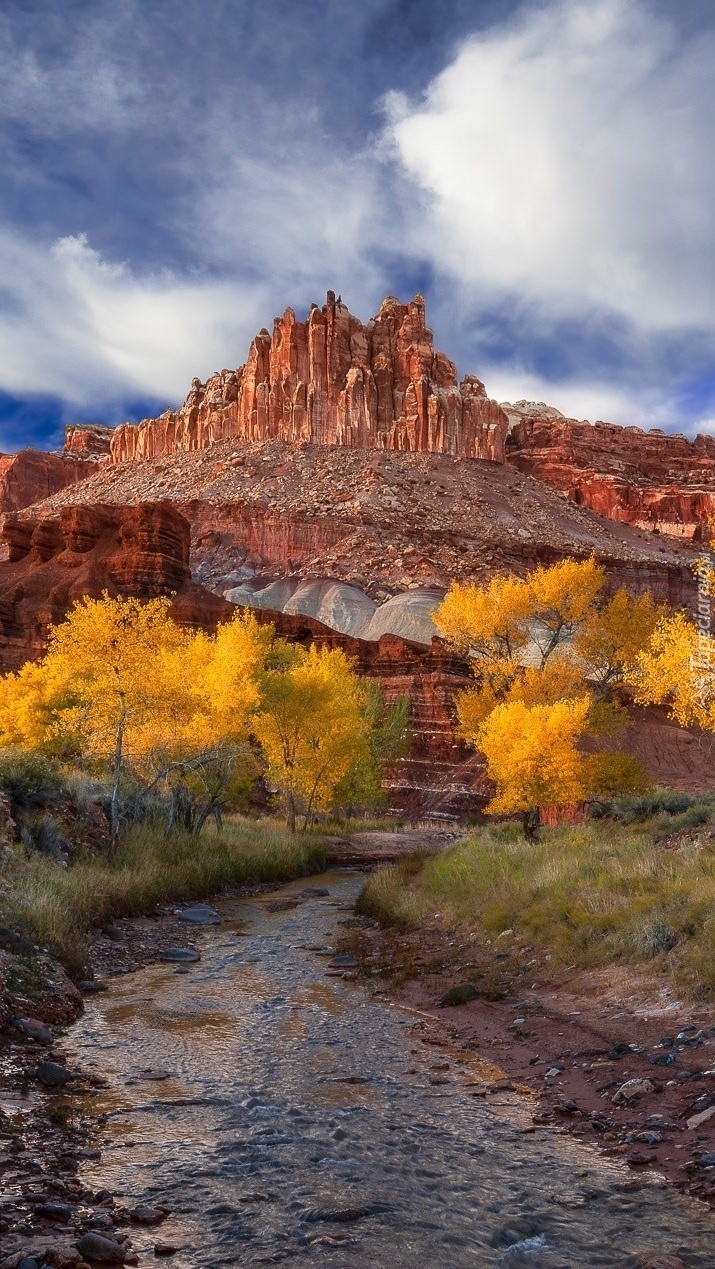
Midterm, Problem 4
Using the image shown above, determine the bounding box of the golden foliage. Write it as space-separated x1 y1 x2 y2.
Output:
477 696 592 816
627 610 715 731
436 558 659 827
253 644 374 830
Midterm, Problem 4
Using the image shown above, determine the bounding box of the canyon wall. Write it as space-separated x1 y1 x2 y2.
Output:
110 293 508 465
506 410 715 540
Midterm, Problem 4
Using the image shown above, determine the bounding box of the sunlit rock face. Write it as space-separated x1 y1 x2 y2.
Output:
224 577 442 644
505 412 715 540
109 292 509 465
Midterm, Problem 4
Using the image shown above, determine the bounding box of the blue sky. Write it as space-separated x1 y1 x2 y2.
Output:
1 0 714 452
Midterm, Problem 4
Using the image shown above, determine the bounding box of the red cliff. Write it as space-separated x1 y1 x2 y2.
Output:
506 410 715 541
110 293 508 465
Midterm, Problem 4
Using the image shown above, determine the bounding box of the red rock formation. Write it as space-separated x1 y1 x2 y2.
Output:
110 293 508 465
506 414 715 540
0 449 101 521
63 424 113 460
0 502 229 670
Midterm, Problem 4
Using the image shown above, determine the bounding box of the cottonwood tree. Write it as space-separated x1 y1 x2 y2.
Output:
435 559 658 834
253 644 382 832
0 597 272 854
627 610 715 731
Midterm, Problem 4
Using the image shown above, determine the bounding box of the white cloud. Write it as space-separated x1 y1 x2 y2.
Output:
0 232 269 408
483 363 680 429
387 0 715 333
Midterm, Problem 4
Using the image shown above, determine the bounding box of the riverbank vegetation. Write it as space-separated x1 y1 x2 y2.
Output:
358 794 715 1001
3 817 327 974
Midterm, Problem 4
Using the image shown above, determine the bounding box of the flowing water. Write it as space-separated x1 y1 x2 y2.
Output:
67 872 715 1267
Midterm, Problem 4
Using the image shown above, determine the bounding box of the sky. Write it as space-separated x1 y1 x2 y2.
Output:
1 0 715 452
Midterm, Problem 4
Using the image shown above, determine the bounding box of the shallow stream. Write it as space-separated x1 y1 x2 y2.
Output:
67 872 715 1267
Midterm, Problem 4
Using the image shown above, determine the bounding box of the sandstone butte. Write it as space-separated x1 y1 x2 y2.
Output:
0 292 714 810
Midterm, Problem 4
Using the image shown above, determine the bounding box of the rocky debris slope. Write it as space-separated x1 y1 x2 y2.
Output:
506 407 715 540
29 439 699 616
110 292 508 465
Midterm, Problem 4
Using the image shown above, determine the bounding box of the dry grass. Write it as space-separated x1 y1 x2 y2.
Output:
358 813 715 1001
2 818 326 974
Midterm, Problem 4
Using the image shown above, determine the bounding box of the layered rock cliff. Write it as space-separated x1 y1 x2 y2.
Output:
505 407 715 540
0 502 710 810
0 449 101 522
110 293 508 465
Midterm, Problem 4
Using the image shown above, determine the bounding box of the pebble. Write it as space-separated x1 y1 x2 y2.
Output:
179 905 221 925
75 1232 127 1263
36 1061 78 1087
130 1205 168 1225
160 948 200 963
612 1079 654 1104
36 1200 75 1221
13 1017 53 1044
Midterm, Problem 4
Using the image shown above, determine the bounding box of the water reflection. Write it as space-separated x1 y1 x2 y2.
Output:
67 872 715 1268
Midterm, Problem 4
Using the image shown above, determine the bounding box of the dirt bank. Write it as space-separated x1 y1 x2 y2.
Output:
336 911 715 1215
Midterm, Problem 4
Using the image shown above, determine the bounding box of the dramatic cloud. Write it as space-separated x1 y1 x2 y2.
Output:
388 0 715 332
0 232 269 407
0 0 714 440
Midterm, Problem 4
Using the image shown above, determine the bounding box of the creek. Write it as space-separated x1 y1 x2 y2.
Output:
66 871 715 1267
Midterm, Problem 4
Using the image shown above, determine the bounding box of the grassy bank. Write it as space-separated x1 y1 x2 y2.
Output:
357 811 715 1002
2 818 326 974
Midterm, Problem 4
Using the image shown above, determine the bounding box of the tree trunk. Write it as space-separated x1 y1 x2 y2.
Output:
286 792 296 835
522 807 541 841
109 711 126 863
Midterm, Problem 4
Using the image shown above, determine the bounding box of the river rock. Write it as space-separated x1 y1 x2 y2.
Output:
642 1258 688 1269
129 1205 168 1225
36 1200 75 1222
298 887 330 898
613 1079 654 1104
14 1016 52 1043
74 1233 126 1262
36 1060 78 1087
153 1245 180 1257
328 955 358 969
438 984 479 1007
179 905 221 925
160 948 201 963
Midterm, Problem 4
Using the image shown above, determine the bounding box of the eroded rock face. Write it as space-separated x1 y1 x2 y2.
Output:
0 502 229 670
63 423 113 460
110 293 508 465
506 414 715 540
0 450 96 519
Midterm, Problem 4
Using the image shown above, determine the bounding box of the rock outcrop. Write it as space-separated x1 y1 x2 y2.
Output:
506 412 715 540
63 423 113 460
0 502 229 670
110 293 508 465
0 450 99 521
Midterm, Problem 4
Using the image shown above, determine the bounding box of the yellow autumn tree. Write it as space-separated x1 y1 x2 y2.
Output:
627 610 715 731
435 558 658 831
0 598 274 852
253 644 375 832
477 696 592 834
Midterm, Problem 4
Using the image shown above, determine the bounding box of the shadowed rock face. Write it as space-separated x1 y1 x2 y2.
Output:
109 293 509 465
0 502 230 670
0 450 96 519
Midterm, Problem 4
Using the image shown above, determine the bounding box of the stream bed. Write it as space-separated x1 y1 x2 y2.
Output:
67 871 715 1267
